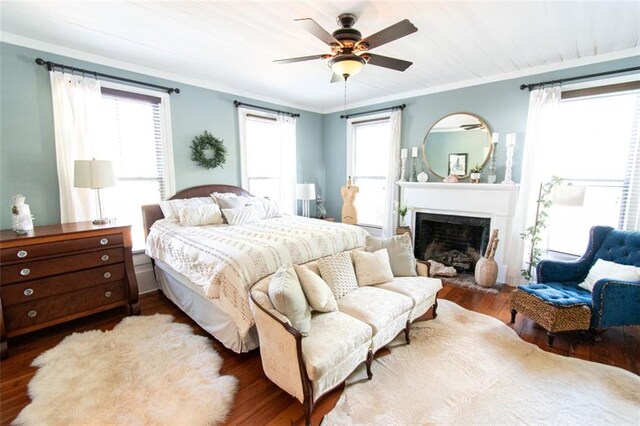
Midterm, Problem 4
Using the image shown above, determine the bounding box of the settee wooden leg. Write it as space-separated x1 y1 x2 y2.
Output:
510 308 517 324
365 350 374 380
404 320 411 344
432 298 438 319
303 397 313 426
547 331 556 347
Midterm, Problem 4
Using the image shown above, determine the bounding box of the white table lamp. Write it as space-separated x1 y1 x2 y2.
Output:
296 183 316 217
74 159 116 224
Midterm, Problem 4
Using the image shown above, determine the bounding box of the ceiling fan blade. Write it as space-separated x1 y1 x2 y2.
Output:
357 19 417 50
330 73 344 83
364 53 413 71
295 18 343 46
274 54 331 64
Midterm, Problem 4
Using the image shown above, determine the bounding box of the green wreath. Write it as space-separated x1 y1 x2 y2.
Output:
190 131 227 169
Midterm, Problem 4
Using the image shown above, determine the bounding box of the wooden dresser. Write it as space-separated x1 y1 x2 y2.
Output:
0 222 140 358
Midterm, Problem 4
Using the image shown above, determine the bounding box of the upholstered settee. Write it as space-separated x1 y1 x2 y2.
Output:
510 226 640 346
249 251 442 426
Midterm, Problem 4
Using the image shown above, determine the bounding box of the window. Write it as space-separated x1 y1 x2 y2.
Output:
543 85 639 255
238 109 297 214
98 85 174 251
347 115 392 227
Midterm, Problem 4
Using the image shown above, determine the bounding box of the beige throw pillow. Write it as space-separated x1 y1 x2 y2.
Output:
365 233 417 277
578 259 640 292
352 248 395 286
294 264 338 312
178 204 223 226
159 197 215 221
317 252 358 300
221 206 260 226
268 264 311 335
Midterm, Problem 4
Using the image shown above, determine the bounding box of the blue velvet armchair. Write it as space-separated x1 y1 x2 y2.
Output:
510 225 640 346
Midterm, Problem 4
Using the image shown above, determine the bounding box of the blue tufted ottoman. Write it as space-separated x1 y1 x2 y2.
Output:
509 282 592 346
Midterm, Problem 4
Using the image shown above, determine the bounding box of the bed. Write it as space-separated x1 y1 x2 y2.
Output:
142 184 368 353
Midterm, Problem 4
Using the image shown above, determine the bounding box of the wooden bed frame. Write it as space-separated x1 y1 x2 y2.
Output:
141 184 252 238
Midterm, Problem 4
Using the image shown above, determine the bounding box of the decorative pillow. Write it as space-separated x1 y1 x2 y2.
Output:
352 248 394 286
210 192 238 200
214 196 249 210
159 197 215 221
221 206 260 226
268 264 311 336
178 204 223 226
293 264 338 312
317 252 358 300
251 196 281 219
578 259 640 292
365 233 417 277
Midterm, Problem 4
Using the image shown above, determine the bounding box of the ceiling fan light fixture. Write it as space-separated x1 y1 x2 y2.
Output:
329 55 365 79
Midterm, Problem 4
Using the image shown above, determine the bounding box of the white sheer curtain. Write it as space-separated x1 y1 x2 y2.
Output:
277 112 297 215
382 109 402 237
506 86 562 285
50 71 103 223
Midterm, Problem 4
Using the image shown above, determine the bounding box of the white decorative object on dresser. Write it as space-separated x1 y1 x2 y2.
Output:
397 181 518 283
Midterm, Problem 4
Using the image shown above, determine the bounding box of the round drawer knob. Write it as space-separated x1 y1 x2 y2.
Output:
20 268 31 276
101 254 110 261
17 250 28 258
23 288 34 296
100 238 109 245
104 291 113 298
27 310 37 318
103 272 112 279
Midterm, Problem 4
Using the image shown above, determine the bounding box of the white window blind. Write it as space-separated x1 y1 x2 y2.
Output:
347 117 392 227
621 93 640 230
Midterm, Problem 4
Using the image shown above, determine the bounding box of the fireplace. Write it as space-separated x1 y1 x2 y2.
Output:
414 212 491 273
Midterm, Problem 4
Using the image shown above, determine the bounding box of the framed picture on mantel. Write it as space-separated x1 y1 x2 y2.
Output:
448 153 468 177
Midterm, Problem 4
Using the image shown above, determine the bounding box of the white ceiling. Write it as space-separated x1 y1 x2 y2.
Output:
1 1 639 113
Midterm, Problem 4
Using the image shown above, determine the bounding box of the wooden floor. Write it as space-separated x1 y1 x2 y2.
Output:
1 284 639 425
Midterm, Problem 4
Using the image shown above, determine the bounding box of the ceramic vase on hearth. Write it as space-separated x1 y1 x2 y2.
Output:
475 257 498 288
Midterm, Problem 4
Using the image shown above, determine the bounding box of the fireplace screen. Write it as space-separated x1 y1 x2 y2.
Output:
414 213 490 273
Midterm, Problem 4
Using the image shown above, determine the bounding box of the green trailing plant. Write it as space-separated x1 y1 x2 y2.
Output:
520 176 563 280
190 131 227 169
394 201 409 225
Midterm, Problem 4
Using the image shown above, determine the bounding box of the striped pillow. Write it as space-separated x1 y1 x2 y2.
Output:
221 206 260 226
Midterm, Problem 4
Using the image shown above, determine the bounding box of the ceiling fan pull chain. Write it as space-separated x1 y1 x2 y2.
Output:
344 79 347 116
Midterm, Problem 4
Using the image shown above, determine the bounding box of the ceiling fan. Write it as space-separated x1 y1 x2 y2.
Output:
460 123 486 131
274 13 417 82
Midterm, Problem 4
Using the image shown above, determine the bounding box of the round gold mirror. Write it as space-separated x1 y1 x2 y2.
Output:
421 113 493 179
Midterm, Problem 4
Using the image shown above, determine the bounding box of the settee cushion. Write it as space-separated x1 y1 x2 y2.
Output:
377 276 442 307
302 311 372 381
317 252 358 300
294 264 337 312
337 287 413 333
365 234 417 277
352 248 394 286
268 264 312 335
518 282 592 307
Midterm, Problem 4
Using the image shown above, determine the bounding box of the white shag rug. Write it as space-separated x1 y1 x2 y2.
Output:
325 300 640 425
15 314 237 426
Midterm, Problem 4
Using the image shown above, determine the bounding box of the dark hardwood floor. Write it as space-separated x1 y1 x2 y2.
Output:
1 284 638 425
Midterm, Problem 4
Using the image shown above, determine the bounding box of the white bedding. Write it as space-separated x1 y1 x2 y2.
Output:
145 215 368 337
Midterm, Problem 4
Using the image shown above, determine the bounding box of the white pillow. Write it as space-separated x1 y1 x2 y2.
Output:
210 192 238 200
251 197 281 219
221 206 260 226
178 204 223 226
268 264 311 335
352 248 394 286
159 197 215 221
294 264 337 312
317 251 358 300
578 259 640 292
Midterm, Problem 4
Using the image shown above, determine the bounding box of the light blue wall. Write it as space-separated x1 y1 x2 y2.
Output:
0 42 324 228
323 56 640 220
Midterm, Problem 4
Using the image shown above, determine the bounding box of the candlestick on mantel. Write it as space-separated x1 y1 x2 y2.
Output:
502 133 516 184
411 147 418 158
492 132 500 144
401 148 408 159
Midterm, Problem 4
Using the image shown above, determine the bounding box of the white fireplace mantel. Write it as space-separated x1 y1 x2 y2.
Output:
397 181 519 283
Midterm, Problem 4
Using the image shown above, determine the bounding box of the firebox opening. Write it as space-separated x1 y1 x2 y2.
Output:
414 213 491 274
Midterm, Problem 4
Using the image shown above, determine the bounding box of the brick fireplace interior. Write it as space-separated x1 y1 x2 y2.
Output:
414 212 491 273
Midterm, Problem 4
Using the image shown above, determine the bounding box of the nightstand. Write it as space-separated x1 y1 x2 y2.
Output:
0 222 140 358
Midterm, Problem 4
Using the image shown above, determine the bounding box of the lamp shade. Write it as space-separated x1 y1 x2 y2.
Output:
296 183 316 201
552 185 586 207
330 55 365 78
74 160 116 189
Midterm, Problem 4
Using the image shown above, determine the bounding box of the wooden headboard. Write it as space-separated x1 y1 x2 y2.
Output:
141 184 252 238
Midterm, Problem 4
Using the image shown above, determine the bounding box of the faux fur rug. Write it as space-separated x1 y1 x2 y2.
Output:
325 300 640 425
15 315 237 426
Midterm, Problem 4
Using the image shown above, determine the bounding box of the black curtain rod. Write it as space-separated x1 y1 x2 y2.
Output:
233 100 300 118
520 66 640 91
35 58 180 94
340 104 406 119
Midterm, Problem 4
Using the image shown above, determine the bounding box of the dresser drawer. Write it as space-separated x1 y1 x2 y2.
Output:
4 280 128 335
0 233 123 263
0 247 124 285
1 264 126 306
